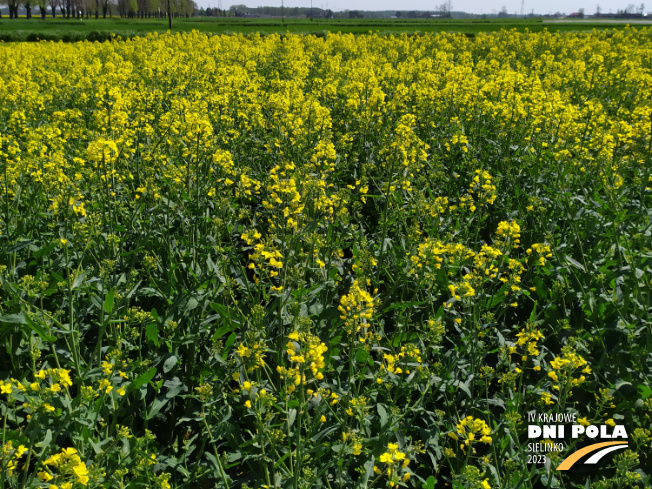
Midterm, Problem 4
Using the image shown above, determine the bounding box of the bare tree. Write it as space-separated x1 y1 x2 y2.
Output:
437 0 452 17
37 0 47 17
7 0 19 18
49 0 59 16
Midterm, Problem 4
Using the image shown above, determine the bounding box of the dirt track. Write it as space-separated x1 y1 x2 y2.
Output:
543 19 652 23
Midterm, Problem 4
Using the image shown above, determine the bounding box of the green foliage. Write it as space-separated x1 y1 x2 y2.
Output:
0 17 645 42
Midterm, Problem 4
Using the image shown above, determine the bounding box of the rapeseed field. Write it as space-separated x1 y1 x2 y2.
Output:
0 29 650 488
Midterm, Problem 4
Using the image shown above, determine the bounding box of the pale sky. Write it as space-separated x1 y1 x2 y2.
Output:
205 0 647 16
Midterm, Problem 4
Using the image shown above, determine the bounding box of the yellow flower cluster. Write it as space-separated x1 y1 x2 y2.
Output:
449 416 492 450
40 447 89 487
526 243 553 267
341 430 364 456
0 378 23 395
467 169 498 209
426 220 531 309
496 220 521 247
379 443 408 465
540 392 555 406
236 341 267 372
96 355 129 396
35 368 73 389
514 326 545 363
241 381 277 410
547 350 592 392
1 441 28 476
276 331 328 392
473 245 503 279
381 344 423 377
246 233 285 282
2 369 75 415
263 164 306 231
373 443 411 485
86 138 119 164
338 280 375 336
409 240 475 275
346 395 369 416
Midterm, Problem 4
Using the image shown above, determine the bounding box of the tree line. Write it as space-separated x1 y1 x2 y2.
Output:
1 0 196 19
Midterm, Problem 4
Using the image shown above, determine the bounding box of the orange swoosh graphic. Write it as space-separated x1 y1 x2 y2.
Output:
557 441 628 470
